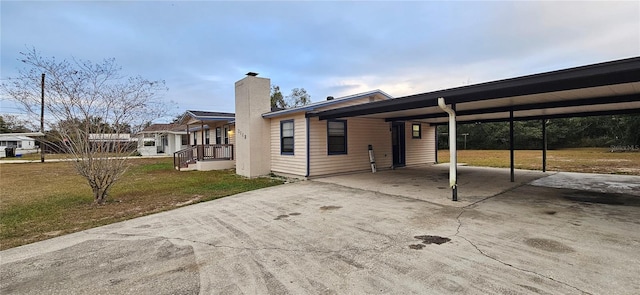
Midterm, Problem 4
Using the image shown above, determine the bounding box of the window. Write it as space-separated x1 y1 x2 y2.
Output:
223 126 229 144
327 120 347 155
181 134 189 145
205 129 210 144
280 120 294 155
412 123 421 139
215 127 221 144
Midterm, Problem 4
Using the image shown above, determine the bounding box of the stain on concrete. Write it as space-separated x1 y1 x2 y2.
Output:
253 260 288 294
409 244 426 250
564 191 640 207
288 212 301 216
525 238 574 253
274 214 289 220
333 253 365 269
414 235 451 245
544 210 557 215
320 205 342 211
0 238 199 294
518 284 542 293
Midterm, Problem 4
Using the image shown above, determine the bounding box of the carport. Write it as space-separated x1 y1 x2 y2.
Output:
312 57 640 201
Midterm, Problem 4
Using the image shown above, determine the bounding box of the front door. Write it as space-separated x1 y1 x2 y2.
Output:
392 122 406 167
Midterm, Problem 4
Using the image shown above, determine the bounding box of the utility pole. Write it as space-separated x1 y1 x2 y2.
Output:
40 73 45 163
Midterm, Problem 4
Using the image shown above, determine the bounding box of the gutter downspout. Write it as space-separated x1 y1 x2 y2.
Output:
305 116 310 178
437 98 457 201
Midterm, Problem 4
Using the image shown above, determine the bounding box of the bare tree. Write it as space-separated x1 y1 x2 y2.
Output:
270 85 311 109
2 48 168 204
270 85 286 110
287 87 311 107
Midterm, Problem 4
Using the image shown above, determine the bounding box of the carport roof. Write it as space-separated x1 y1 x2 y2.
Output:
313 57 640 124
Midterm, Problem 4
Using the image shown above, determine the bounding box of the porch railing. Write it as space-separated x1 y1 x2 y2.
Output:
202 144 234 160
173 144 234 170
174 146 197 170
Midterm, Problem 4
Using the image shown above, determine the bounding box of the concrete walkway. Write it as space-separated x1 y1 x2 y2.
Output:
1 167 639 294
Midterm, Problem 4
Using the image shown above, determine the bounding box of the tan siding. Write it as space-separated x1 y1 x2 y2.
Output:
405 123 436 165
270 114 307 176
309 117 393 177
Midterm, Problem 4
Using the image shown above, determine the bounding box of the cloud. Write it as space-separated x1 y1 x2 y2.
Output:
1 1 638 122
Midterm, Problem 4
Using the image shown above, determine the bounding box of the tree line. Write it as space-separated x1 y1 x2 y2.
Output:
437 114 640 150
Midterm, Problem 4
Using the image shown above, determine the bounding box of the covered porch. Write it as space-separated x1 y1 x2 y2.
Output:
174 110 236 171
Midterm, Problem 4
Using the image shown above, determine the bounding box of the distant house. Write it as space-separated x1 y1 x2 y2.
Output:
136 123 189 156
0 132 43 158
86 133 137 153
172 111 236 171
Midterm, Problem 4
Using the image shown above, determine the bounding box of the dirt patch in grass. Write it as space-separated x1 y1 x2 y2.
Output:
0 157 282 250
438 148 640 175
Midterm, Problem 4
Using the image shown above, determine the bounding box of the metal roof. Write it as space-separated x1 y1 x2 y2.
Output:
262 89 393 118
0 135 35 141
179 110 235 125
139 123 187 133
314 57 640 124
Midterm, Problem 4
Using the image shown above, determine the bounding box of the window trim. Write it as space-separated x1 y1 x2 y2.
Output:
412 123 422 139
280 120 294 155
181 134 189 145
327 119 347 155
215 127 221 144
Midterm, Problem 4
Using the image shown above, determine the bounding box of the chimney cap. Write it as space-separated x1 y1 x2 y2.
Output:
246 72 259 76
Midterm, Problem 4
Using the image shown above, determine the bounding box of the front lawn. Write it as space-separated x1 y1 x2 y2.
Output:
0 158 282 250
438 148 640 175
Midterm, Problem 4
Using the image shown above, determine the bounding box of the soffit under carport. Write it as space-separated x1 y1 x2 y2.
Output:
312 57 640 124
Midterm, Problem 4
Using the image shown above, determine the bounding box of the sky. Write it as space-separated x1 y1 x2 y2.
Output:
1 0 639 122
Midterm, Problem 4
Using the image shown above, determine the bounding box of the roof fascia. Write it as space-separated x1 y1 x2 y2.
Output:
262 90 393 118
385 93 640 122
316 57 640 120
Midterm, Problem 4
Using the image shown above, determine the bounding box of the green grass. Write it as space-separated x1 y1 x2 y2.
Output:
0 158 282 249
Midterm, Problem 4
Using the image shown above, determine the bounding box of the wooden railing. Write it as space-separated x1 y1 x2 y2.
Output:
174 146 197 170
202 144 234 160
173 144 234 170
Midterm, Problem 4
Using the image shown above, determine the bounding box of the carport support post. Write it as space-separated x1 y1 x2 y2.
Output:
437 98 457 201
434 125 438 164
510 110 515 182
542 119 547 172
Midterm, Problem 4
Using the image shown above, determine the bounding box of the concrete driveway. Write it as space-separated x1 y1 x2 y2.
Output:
1 166 639 294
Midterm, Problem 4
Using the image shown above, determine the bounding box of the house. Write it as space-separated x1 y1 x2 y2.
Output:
136 124 189 156
232 75 435 178
173 111 236 171
86 133 137 153
0 132 43 158
178 57 640 189
175 74 435 178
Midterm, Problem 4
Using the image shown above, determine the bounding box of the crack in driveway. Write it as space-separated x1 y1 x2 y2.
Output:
453 187 593 295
